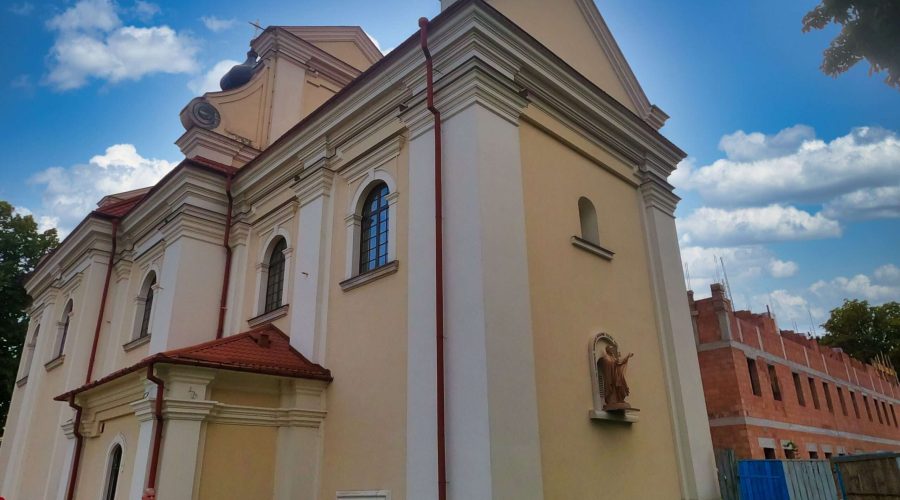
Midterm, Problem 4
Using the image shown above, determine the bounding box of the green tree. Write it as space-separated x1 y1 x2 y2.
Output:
802 0 900 90
819 299 900 369
0 201 58 430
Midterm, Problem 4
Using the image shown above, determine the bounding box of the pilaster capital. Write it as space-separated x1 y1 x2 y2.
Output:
638 154 680 216
293 168 336 207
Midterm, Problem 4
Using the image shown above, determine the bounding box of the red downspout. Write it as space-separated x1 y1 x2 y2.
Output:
419 17 448 500
215 174 235 339
145 364 165 497
66 217 118 499
65 397 84 500
85 219 119 384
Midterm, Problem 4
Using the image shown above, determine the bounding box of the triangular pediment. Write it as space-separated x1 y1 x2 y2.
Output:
477 0 667 127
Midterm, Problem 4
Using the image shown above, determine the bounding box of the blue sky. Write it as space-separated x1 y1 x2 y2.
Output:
1 0 898 331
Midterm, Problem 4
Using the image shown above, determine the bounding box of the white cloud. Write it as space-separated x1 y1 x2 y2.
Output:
681 245 799 294
874 264 900 284
768 259 799 278
133 1 160 21
677 126 900 207
8 2 34 16
365 31 392 55
28 144 176 235
187 59 240 95
751 290 825 333
11 206 59 233
45 0 198 90
47 0 119 32
201 16 236 32
718 125 816 162
677 204 841 246
822 185 900 220
810 272 900 303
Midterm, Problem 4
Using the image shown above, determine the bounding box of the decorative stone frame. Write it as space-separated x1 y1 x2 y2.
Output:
128 268 160 347
48 298 74 368
588 332 637 423
101 434 127 500
17 319 42 386
344 172 399 281
254 228 293 317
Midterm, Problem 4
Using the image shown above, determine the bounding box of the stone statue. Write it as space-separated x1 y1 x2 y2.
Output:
597 344 634 411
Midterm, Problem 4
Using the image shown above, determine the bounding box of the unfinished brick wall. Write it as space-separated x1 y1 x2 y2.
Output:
692 284 900 459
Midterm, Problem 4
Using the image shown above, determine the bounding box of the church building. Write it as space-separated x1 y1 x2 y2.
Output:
0 0 719 498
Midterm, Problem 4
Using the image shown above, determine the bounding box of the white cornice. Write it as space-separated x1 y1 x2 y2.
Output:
26 217 114 297
233 1 684 208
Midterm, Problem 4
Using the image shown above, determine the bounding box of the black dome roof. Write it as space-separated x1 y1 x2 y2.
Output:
220 50 259 91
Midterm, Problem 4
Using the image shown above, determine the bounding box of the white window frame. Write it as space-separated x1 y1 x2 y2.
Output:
254 228 293 317
345 172 398 280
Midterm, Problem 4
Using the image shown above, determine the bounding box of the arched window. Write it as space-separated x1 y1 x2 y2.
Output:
578 197 600 245
264 238 287 313
137 272 157 339
359 182 390 274
20 325 39 381
103 444 123 500
57 300 73 358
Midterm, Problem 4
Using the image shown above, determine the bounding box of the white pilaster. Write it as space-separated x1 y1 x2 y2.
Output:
404 115 439 500
639 167 720 500
290 168 335 362
274 380 327 500
154 366 216 500
128 390 157 500
404 65 543 499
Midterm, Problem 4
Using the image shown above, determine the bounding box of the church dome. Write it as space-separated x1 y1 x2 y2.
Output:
220 50 259 91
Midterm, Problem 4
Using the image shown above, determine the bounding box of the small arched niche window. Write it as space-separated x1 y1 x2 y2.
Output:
263 237 287 313
19 325 39 382
573 197 614 260
137 272 157 339
56 300 73 358
359 182 390 274
103 443 123 500
578 197 600 245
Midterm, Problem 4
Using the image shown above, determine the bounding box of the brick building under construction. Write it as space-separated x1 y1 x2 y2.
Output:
691 283 900 459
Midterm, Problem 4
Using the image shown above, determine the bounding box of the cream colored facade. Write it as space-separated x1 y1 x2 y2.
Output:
0 1 718 499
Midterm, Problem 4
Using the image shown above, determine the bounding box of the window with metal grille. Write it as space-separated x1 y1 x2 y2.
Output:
104 444 122 500
264 238 287 313
359 183 390 274
139 274 156 338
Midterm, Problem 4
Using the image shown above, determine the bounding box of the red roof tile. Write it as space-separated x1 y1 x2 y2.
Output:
54 324 330 402
159 324 330 380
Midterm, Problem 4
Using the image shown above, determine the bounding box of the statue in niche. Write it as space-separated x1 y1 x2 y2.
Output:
589 333 638 416
597 344 634 410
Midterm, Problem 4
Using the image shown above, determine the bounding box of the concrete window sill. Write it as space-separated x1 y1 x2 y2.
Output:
248 304 289 328
16 375 28 387
45 355 65 372
123 335 151 352
340 261 399 292
571 236 614 261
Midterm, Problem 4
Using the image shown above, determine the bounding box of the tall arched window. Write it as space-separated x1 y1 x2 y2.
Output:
578 197 600 245
264 238 287 313
359 182 390 274
138 272 157 339
103 444 123 500
57 300 73 358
